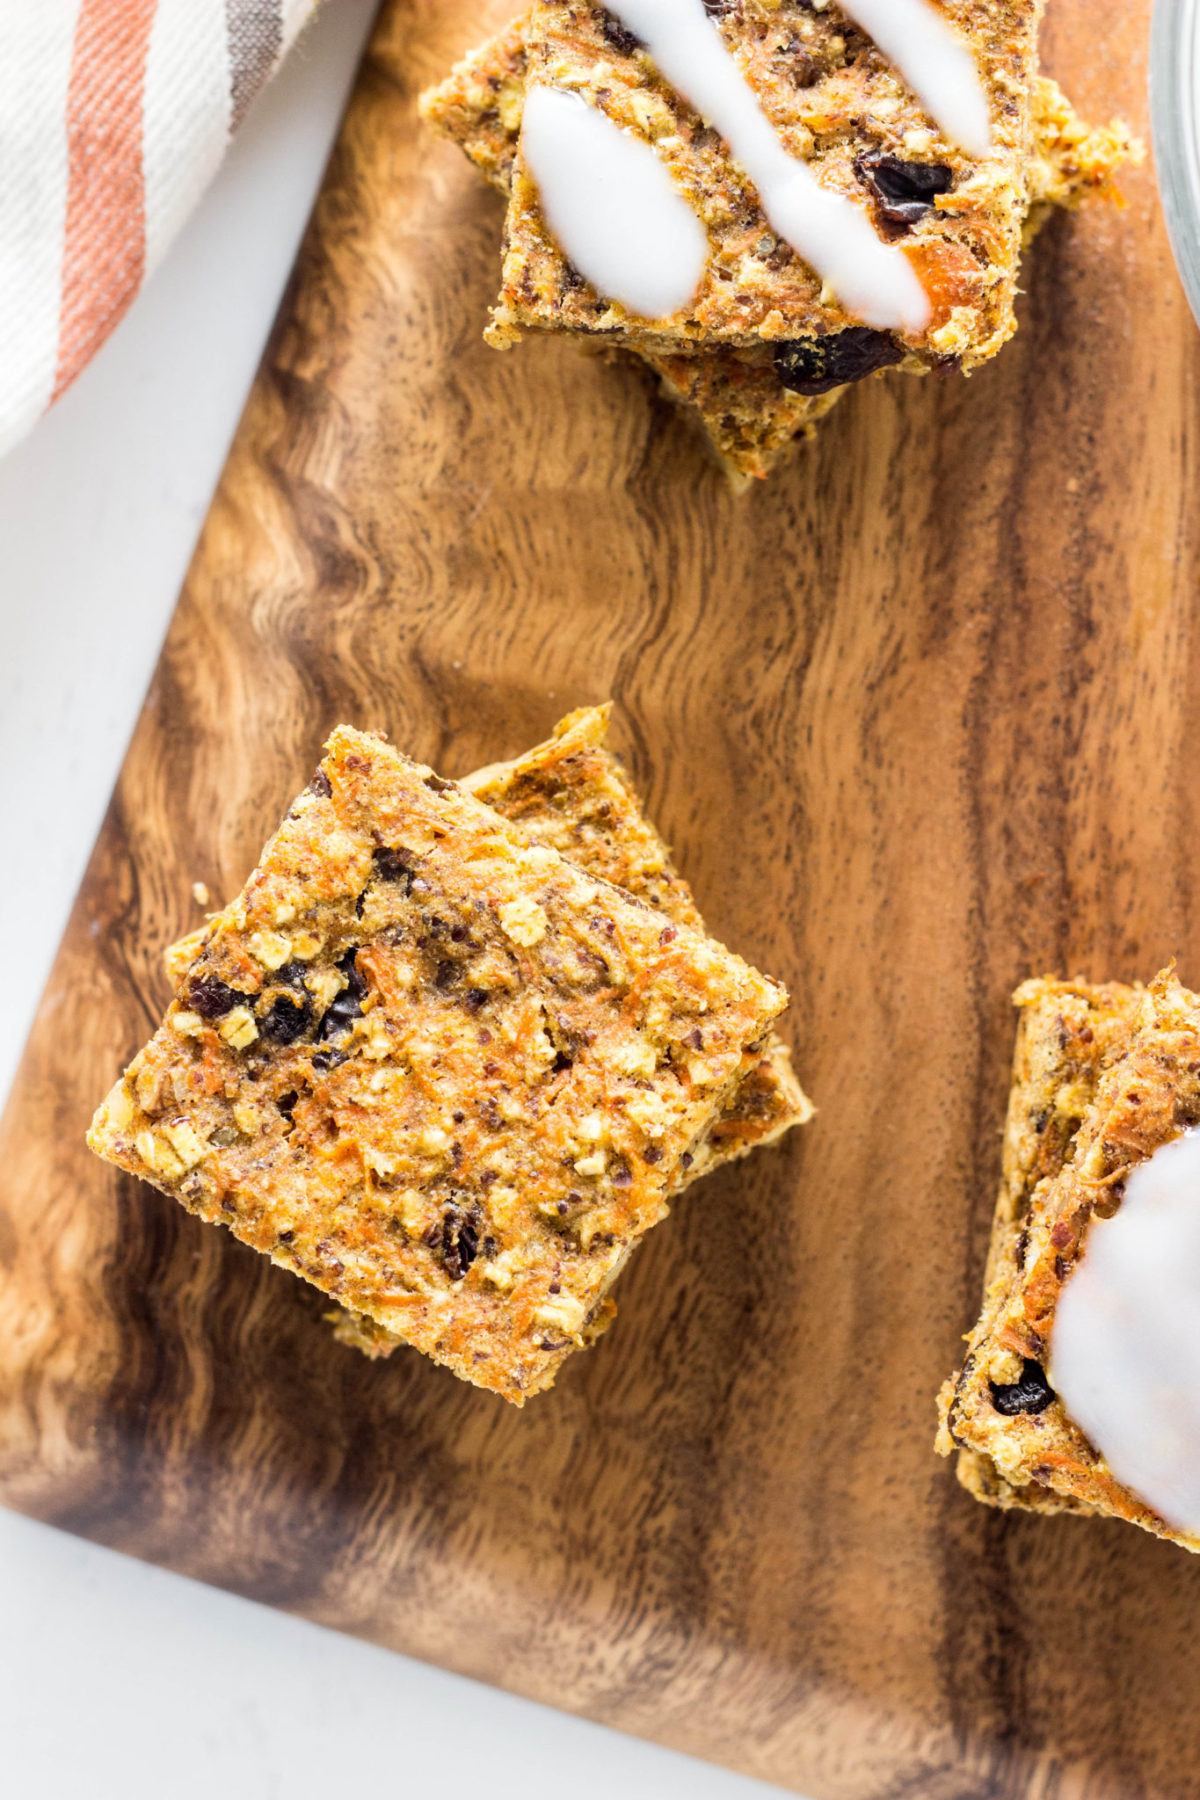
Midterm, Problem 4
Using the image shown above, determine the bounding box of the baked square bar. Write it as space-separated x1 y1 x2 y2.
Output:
162 708 813 1362
461 706 813 1173
166 706 813 1182
937 971 1200 1550
90 726 787 1404
421 13 1136 481
490 0 1045 368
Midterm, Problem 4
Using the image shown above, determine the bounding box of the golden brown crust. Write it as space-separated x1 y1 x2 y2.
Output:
91 726 787 1405
938 972 1200 1549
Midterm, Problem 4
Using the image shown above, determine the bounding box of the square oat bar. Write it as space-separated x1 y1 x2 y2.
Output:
937 972 1200 1550
490 0 1044 371
421 13 1136 480
420 10 838 483
461 705 813 1174
90 726 787 1403
162 708 814 1363
166 705 813 1177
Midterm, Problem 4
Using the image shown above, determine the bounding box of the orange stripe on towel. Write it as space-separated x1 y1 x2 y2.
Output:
53 0 158 403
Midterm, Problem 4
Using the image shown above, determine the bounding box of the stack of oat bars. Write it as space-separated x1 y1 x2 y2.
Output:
90 708 810 1404
422 1 1136 483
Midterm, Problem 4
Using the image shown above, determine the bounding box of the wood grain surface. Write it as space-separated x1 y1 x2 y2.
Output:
1 3 1195 1795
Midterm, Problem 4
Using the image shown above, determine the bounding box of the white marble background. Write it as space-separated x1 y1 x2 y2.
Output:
0 4 789 1793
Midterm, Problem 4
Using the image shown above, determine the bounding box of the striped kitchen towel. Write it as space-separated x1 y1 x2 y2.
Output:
0 0 321 459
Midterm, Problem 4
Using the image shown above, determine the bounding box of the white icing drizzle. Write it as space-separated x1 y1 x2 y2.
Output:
1051 1128 1200 1537
839 0 992 159
604 0 929 333
520 83 709 320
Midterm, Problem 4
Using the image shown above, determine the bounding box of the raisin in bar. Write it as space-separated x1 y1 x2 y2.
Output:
421 13 1136 481
938 971 1200 1551
90 726 787 1404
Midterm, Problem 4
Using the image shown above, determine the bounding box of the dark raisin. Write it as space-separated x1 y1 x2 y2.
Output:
1093 1182 1125 1221
611 1160 632 1187
261 988 313 1044
549 1281 561 1295
689 1028 704 1051
452 1110 465 1124
187 976 247 1020
599 9 643 53
856 151 953 225
277 1092 298 1120
774 329 905 395
440 1205 479 1281
311 1048 347 1073
465 988 489 1013
372 845 413 885
552 1050 574 1073
317 949 367 1041
424 774 454 794
308 769 332 798
277 1228 295 1242
642 1145 662 1165
434 960 459 991
275 962 307 987
990 1360 1055 1417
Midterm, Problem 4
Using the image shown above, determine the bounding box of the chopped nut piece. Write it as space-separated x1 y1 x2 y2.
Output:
498 895 548 946
248 930 294 970
163 1122 209 1170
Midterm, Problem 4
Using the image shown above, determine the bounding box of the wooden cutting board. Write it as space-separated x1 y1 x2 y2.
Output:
2 3 1195 1794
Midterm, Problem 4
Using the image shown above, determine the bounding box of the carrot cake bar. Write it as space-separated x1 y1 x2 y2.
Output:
490 0 1047 369
90 726 788 1403
162 708 813 1362
938 971 1200 1551
421 9 1136 480
166 706 812 1181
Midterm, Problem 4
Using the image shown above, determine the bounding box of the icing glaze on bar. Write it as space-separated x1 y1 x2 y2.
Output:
521 84 709 319
604 0 929 332
1051 1128 1200 1537
839 0 992 157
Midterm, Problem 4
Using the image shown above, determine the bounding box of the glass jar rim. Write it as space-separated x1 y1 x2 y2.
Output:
1153 0 1200 328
